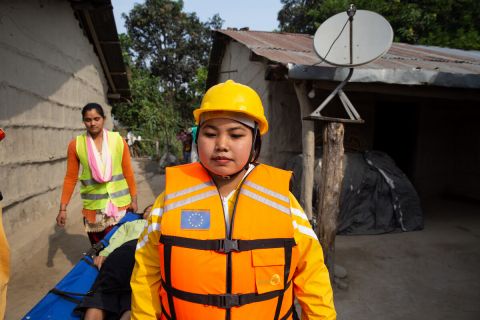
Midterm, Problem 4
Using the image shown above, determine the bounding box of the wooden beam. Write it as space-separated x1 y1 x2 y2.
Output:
293 81 315 219
317 122 344 277
82 9 116 93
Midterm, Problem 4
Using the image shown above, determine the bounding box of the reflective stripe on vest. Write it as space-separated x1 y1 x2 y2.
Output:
159 162 297 320
80 188 130 200
244 180 290 203
164 190 217 212
80 173 126 186
240 189 290 215
164 181 215 201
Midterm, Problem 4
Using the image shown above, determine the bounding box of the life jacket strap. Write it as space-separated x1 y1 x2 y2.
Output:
280 305 295 320
161 278 292 309
160 298 173 320
164 243 177 319
160 235 296 253
160 297 295 320
273 239 294 320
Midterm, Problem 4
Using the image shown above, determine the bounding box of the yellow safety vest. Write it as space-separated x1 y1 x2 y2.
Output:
76 131 131 210
159 162 299 320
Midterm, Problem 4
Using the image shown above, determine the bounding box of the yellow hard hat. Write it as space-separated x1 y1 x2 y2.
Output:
193 80 269 135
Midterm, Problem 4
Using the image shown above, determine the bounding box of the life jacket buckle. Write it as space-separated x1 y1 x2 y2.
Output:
213 293 241 308
218 239 239 253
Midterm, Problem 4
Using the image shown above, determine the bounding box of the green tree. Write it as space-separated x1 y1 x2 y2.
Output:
113 34 182 157
124 0 223 124
278 0 480 50
113 64 182 156
113 4 223 157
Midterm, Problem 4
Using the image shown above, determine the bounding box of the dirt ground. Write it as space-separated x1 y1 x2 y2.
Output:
5 161 480 319
333 197 480 319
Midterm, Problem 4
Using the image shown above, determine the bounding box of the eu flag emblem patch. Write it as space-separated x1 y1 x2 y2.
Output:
181 210 210 230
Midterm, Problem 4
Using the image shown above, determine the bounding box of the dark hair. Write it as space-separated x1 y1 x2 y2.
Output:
252 131 262 162
82 103 105 119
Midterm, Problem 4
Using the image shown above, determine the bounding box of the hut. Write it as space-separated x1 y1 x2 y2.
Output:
206 29 480 220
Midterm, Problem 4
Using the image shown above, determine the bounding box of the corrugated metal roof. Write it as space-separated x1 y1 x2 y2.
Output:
217 29 480 88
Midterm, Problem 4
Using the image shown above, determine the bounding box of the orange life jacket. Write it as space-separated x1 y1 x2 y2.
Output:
158 162 300 320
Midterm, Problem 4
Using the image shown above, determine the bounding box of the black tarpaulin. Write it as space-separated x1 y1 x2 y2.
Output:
286 149 424 235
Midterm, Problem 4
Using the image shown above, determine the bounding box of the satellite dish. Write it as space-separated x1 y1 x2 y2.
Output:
305 6 393 123
313 9 393 67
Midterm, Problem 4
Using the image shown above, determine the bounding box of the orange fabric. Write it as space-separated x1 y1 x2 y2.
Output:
0 203 9 320
158 163 296 320
60 137 137 217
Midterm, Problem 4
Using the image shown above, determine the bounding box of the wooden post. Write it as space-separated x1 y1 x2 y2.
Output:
155 140 160 157
317 122 344 277
293 81 315 219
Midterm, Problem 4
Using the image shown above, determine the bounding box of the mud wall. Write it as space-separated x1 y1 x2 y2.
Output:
0 0 112 266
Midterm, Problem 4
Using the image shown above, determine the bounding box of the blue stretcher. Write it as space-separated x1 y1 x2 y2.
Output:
22 212 141 320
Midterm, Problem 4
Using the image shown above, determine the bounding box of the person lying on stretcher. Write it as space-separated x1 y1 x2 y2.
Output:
75 205 152 320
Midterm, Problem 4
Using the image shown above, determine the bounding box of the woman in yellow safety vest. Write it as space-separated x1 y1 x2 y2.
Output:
56 103 138 245
131 80 336 320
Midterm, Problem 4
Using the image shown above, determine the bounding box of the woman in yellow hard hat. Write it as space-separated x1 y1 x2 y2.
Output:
131 80 336 320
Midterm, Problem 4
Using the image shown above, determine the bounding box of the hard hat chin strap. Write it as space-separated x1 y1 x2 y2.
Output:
244 123 259 170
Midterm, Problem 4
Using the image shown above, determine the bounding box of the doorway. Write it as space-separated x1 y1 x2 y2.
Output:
373 102 419 180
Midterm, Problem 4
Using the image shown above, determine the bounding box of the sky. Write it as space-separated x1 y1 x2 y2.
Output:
112 0 283 34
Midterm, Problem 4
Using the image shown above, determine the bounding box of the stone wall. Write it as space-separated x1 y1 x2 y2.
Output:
0 0 112 267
